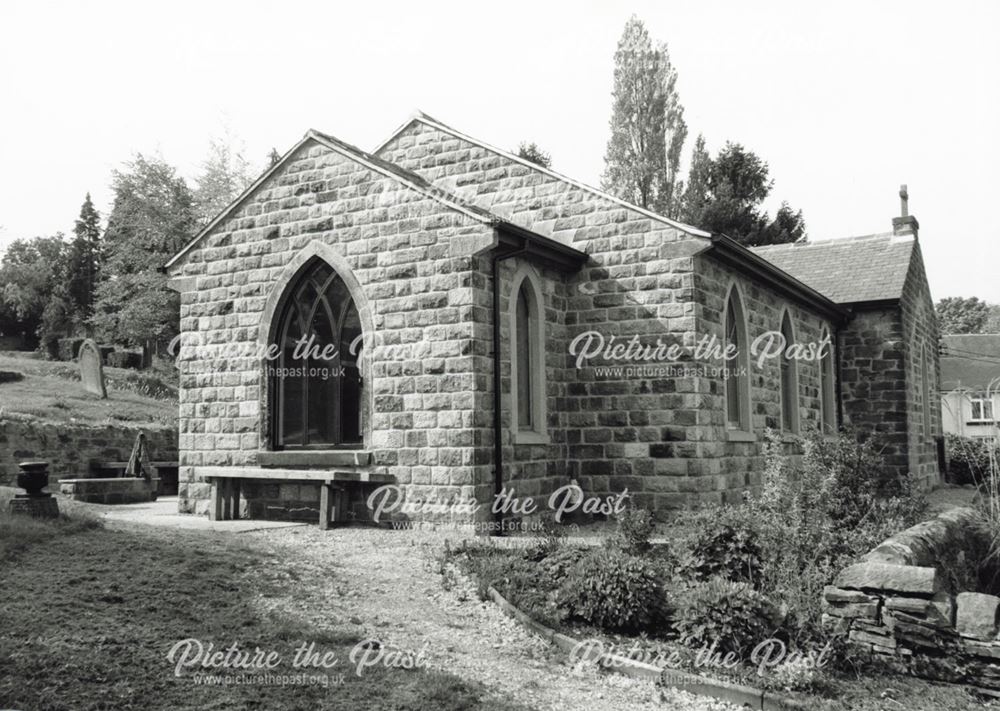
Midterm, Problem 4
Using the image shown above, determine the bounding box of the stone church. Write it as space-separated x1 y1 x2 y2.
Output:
164 112 941 524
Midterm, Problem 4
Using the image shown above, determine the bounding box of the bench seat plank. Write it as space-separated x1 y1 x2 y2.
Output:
199 466 392 484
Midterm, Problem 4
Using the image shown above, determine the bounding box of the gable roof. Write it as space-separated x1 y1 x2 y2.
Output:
373 110 712 239
164 128 586 271
750 232 916 305
940 334 1000 391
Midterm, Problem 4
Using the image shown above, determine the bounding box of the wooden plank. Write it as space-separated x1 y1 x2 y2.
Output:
199 466 392 483
258 450 373 468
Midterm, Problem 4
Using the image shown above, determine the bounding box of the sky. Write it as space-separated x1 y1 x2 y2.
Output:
1 0 997 301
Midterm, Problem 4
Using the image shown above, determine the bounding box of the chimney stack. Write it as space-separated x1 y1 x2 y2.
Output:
892 184 919 237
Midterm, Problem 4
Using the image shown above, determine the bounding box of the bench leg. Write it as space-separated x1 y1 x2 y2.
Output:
319 484 344 530
319 484 332 530
210 479 222 521
223 479 240 520
211 479 240 521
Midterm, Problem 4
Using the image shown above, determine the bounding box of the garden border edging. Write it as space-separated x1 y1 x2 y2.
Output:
486 586 817 711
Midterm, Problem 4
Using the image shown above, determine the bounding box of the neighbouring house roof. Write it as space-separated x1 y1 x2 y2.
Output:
163 128 586 272
751 232 916 305
940 334 1000 392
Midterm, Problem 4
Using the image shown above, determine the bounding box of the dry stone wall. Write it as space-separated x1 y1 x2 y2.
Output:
824 507 1000 692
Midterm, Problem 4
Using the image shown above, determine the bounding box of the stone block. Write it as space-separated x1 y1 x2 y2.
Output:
957 592 1000 640
834 562 940 596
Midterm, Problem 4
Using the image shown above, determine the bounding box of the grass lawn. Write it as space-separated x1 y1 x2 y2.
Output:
0 352 176 426
0 509 534 711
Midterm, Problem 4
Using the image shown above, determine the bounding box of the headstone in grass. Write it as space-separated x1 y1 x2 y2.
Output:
78 339 107 399
0 370 24 384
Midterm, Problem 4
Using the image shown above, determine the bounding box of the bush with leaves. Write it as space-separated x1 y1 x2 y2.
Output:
605 507 655 555
672 577 779 655
746 428 925 642
946 433 997 486
674 505 762 585
558 548 665 633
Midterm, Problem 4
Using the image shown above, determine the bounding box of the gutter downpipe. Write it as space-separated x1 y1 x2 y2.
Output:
491 237 530 534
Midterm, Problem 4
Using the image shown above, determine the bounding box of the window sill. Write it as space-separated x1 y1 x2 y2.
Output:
780 432 801 443
258 450 372 467
513 430 550 445
726 430 757 443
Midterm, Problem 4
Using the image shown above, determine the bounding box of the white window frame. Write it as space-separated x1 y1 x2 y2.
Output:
971 395 995 423
509 264 549 444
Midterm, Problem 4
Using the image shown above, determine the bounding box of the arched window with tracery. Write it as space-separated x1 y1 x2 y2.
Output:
273 259 363 448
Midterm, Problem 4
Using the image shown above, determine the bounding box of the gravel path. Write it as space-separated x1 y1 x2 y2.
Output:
242 526 739 711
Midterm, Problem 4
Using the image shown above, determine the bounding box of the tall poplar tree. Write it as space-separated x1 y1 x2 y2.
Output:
602 16 687 217
68 193 101 317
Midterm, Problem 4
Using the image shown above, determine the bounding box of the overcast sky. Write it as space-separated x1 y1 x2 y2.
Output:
1 0 997 301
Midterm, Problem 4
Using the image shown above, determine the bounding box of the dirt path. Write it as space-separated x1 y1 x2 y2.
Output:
235 525 738 711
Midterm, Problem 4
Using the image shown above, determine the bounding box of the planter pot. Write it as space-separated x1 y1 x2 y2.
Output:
17 461 49 496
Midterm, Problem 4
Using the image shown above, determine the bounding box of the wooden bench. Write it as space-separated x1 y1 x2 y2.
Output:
198 466 393 529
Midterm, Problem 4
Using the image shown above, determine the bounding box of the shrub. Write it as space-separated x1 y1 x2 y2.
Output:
675 505 762 585
672 577 779 655
759 656 823 693
558 548 665 632
947 433 997 486
744 428 926 642
605 507 655 555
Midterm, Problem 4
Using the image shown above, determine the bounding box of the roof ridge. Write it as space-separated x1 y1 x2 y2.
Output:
752 232 898 251
373 111 712 239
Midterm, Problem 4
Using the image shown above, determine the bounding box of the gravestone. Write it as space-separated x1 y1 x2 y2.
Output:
78 338 107 398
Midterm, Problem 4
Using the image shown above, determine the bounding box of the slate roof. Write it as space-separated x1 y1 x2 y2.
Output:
750 233 915 305
940 334 1000 391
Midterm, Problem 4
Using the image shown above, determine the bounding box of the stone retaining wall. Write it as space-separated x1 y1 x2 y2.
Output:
0 419 177 487
823 507 1000 692
59 477 159 504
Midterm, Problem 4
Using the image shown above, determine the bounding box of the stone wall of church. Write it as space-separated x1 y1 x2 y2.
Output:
838 240 941 488
167 138 498 521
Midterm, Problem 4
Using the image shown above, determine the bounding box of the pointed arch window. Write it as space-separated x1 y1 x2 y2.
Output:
274 259 363 449
510 268 548 443
724 287 751 431
779 312 800 433
820 328 837 434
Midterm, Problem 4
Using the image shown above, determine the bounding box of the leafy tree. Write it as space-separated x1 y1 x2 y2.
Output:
987 305 1000 333
67 193 101 318
679 134 712 225
758 202 806 246
680 141 805 246
0 235 74 350
602 15 687 216
194 136 254 225
91 154 197 358
936 296 992 335
516 141 552 169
